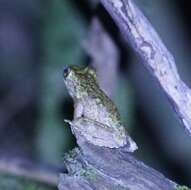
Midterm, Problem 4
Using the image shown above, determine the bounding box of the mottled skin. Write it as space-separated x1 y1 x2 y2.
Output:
63 65 137 151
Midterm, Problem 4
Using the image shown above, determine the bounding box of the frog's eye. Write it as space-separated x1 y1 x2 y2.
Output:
63 66 70 78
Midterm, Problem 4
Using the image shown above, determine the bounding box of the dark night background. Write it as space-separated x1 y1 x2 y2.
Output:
0 0 191 189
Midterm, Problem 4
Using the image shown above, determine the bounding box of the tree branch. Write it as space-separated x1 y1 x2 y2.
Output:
59 122 178 190
99 0 191 136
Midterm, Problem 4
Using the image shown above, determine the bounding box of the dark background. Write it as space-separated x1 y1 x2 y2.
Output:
0 0 191 189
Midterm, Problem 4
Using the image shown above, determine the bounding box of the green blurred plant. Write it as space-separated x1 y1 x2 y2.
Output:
37 0 86 164
0 175 54 190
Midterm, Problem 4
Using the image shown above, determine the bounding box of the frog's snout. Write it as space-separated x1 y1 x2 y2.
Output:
63 66 70 79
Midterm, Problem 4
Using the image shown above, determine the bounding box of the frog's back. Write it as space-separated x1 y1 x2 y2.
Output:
82 86 122 127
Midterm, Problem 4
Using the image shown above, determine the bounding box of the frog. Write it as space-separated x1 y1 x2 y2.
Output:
63 65 138 152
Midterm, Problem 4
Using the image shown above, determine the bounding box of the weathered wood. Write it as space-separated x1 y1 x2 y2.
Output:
58 122 177 190
99 0 191 137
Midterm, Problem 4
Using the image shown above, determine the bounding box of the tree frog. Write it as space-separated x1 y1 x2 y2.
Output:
63 65 137 152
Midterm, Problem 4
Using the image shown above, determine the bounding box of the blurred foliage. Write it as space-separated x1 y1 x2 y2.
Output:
115 75 135 131
0 174 54 190
36 0 86 165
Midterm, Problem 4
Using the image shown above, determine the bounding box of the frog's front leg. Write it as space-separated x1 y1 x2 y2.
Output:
74 101 84 119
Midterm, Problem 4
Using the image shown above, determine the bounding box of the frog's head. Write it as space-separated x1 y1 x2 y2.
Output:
63 65 97 99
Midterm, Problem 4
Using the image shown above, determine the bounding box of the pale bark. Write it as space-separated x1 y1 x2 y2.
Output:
100 0 191 136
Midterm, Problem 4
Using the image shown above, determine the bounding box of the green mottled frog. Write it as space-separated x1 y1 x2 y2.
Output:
63 65 137 152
